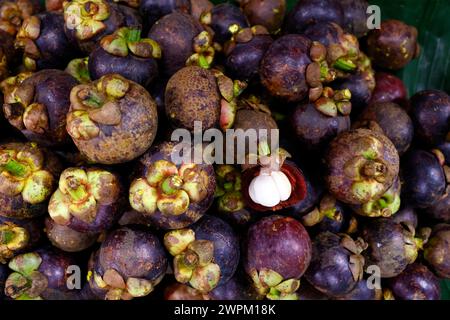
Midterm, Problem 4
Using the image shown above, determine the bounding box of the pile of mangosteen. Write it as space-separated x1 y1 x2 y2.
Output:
0 0 448 301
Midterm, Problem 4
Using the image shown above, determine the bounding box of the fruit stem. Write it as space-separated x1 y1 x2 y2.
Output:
334 58 357 72
161 175 183 195
2 159 28 177
126 29 141 43
0 229 14 244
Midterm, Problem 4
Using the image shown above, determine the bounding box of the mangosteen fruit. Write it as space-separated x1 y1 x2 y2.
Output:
15 12 76 71
410 90 450 147
353 102 414 155
361 218 425 278
238 0 286 34
260 34 337 103
1 69 78 146
0 30 15 80
424 224 450 278
325 129 400 205
139 0 190 30
201 3 249 44
148 12 211 77
129 141 216 230
166 66 242 132
66 74 158 164
45 217 98 252
63 0 131 54
388 263 440 300
224 25 273 81
305 232 367 297
291 101 351 152
240 145 307 212
0 216 43 263
89 27 160 87
366 19 420 70
244 215 312 300
164 215 239 293
48 167 124 233
285 0 343 34
0 0 39 36
369 72 408 106
0 142 61 219
401 149 446 208
88 226 168 300
4 247 78 300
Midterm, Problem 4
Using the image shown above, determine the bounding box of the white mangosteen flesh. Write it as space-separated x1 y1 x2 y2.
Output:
248 170 292 207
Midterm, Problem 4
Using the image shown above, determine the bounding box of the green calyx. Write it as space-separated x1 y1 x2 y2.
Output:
215 165 244 213
5 253 48 300
0 224 30 264
66 57 91 84
250 269 300 300
92 268 156 300
64 0 110 41
161 175 183 195
2 158 29 177
333 58 357 72
314 87 352 117
360 187 401 218
100 27 161 59
164 229 220 293
186 31 216 69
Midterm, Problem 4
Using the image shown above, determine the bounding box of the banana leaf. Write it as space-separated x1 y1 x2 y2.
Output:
212 0 450 300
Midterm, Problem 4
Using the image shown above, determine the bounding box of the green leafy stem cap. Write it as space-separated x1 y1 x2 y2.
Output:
164 229 221 293
100 27 161 59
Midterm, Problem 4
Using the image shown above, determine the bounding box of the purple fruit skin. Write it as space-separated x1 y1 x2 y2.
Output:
209 3 249 43
244 215 312 280
304 232 359 296
191 215 240 286
389 263 440 300
98 227 168 282
34 12 77 70
285 0 343 34
225 34 273 80
361 218 411 278
354 102 414 155
148 12 203 77
401 150 446 208
260 34 312 102
89 46 159 87
410 90 450 146
35 247 79 300
292 103 351 152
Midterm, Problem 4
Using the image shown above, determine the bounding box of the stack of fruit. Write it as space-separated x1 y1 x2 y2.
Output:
0 0 448 300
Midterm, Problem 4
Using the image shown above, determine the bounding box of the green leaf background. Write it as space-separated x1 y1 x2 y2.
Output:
212 0 450 300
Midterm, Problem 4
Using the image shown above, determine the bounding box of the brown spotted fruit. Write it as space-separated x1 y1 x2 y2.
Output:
166 66 245 132
424 224 450 278
129 141 216 230
48 167 124 234
325 129 400 205
366 19 420 71
87 226 168 300
164 215 239 293
66 74 158 164
244 215 311 300
1 70 78 146
238 0 286 34
0 142 61 219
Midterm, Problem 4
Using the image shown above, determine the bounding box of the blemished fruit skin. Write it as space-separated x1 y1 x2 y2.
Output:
388 263 441 300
